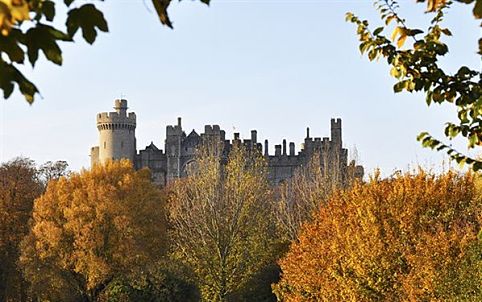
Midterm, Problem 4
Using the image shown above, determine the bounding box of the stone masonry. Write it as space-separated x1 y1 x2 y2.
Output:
90 99 364 186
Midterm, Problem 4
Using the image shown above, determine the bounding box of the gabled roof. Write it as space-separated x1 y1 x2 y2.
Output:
187 130 199 139
145 141 159 151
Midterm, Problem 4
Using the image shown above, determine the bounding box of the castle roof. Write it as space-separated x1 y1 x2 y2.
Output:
187 130 200 140
145 141 159 151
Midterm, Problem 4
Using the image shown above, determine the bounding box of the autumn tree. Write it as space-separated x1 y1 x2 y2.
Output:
0 157 43 302
276 152 360 242
274 171 482 301
346 0 481 170
19 160 168 302
0 0 210 103
167 143 280 301
38 159 70 185
98 259 200 302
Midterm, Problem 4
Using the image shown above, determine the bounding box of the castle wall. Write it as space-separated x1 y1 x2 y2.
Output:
135 144 167 185
92 99 363 187
90 147 99 166
268 155 303 184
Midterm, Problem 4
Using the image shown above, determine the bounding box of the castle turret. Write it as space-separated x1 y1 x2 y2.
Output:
166 117 184 182
331 118 342 149
92 99 136 165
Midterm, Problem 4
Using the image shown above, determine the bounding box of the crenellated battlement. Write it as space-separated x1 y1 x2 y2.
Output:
166 118 183 135
96 112 136 127
91 100 362 186
91 100 137 166
331 118 342 128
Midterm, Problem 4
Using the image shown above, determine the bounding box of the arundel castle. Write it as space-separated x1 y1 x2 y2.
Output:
90 99 363 186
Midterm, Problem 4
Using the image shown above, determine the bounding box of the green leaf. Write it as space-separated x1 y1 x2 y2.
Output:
373 27 384 36
67 4 109 44
359 42 371 54
0 32 25 63
24 25 69 66
457 66 470 75
473 161 482 171
444 124 460 138
42 1 56 22
468 133 478 147
426 91 433 105
417 132 429 141
0 59 39 103
393 82 404 93
408 29 424 36
151 0 209 28
368 49 378 61
441 28 452 36
433 91 444 102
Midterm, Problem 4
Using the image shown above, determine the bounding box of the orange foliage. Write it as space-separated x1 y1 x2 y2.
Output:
0 158 42 301
274 171 482 301
19 160 168 301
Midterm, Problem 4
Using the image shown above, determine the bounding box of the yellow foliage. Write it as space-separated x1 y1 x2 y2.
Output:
426 0 447 12
391 26 408 48
0 0 29 36
168 143 279 301
0 158 43 301
19 160 168 301
274 171 482 301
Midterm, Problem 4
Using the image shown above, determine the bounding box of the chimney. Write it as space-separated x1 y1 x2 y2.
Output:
289 142 295 156
251 130 257 144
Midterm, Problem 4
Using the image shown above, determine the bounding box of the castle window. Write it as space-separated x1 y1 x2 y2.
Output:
121 141 124 149
104 142 106 149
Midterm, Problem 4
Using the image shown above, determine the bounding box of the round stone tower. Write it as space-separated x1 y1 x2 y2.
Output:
95 99 136 164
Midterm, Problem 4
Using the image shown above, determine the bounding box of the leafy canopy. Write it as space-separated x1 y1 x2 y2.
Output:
274 171 482 301
19 160 168 302
0 0 210 104
347 0 481 171
0 157 43 302
168 143 280 301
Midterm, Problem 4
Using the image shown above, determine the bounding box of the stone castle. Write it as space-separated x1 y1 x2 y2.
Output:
90 99 363 186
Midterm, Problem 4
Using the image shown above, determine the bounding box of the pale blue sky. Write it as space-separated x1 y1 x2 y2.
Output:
1 0 480 175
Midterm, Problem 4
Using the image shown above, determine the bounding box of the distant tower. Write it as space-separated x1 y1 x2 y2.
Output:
165 117 184 182
331 118 342 149
91 99 137 165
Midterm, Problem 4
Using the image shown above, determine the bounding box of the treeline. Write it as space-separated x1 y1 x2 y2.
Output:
1 147 482 302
